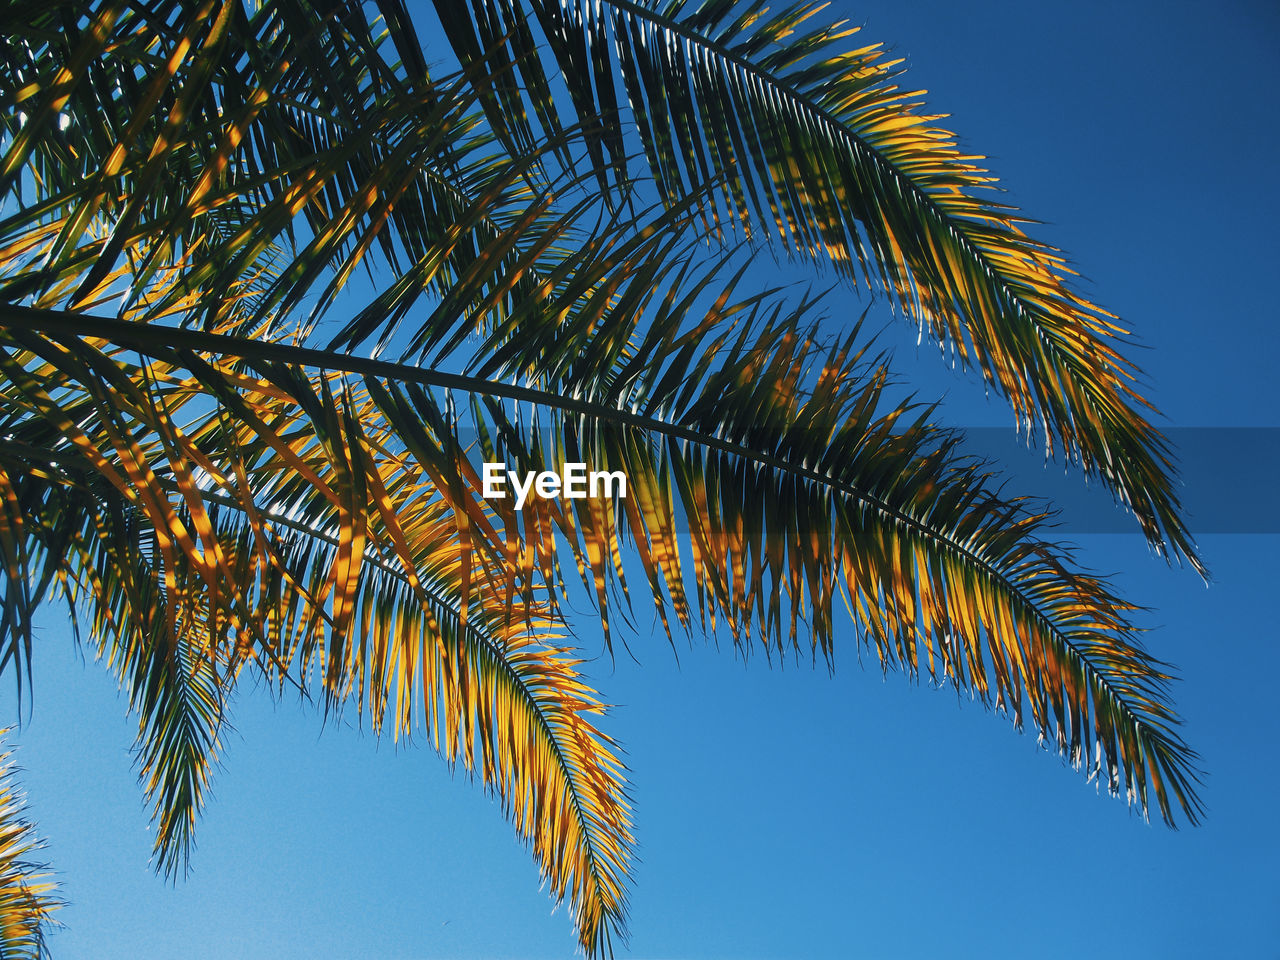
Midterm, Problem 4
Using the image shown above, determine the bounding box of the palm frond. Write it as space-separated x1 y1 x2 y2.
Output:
434 0 1200 571
83 501 236 880
0 422 236 878
1 0 482 328
458 288 1205 828
0 316 633 953
0 299 1204 827
0 742 60 960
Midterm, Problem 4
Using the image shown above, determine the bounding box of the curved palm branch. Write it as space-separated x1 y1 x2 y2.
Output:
0 742 60 959
0 324 633 954
433 0 1201 572
0 301 1204 831
6 462 238 880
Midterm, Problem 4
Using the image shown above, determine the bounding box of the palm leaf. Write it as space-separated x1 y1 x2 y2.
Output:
0 742 60 960
0 299 1204 828
455 285 1205 827
434 0 1201 571
0 318 633 954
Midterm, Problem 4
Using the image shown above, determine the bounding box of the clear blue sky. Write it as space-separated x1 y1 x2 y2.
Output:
12 1 1279 957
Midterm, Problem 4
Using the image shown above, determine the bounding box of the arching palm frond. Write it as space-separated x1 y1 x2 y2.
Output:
0 318 634 954
0 443 231 878
1 292 1204 832
1 0 548 336
0 744 60 959
434 0 1201 572
347 262 1205 828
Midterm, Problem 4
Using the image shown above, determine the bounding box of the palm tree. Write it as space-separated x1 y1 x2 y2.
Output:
0 0 1203 955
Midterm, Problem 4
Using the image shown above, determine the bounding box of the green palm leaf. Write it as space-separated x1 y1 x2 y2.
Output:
0 742 60 959
434 0 1200 572
0 300 1204 829
0 319 634 954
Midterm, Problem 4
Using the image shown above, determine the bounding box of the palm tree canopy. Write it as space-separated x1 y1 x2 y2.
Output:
0 1 1202 956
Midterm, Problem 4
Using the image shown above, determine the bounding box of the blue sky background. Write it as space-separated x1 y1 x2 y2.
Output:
10 0 1280 957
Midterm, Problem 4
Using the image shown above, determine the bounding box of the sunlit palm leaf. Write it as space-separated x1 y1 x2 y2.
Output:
81 500 236 880
0 318 633 953
2 0 517 334
453 284 1205 827
434 0 1200 571
0 381 237 878
0 743 60 959
0 300 1204 829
